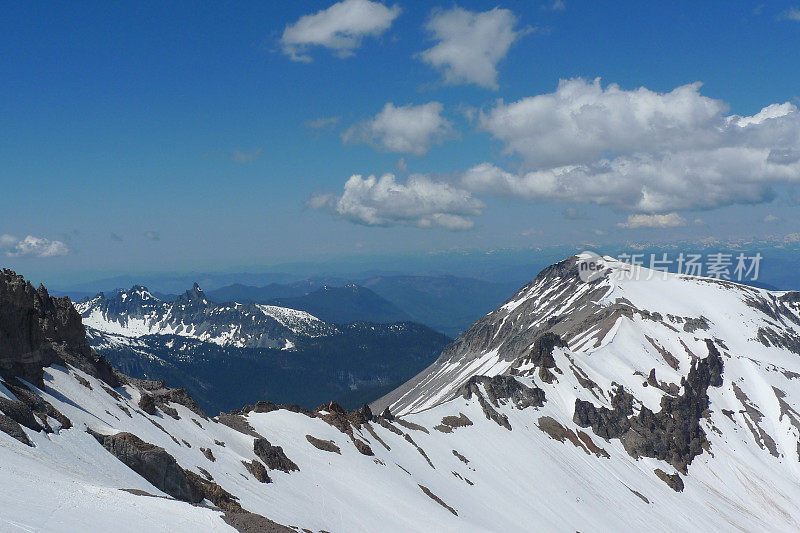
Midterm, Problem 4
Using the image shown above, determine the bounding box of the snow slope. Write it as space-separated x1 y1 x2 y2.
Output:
3 255 800 531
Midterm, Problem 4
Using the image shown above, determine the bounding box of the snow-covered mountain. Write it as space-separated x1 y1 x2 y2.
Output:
3 257 800 531
73 284 450 414
75 283 331 349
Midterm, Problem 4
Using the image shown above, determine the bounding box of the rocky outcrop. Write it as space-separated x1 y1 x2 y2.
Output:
654 468 684 492
129 377 207 418
306 434 341 454
574 341 724 473
88 430 202 502
138 394 157 415
253 438 299 473
458 374 546 429
0 413 31 445
0 269 118 387
242 459 270 483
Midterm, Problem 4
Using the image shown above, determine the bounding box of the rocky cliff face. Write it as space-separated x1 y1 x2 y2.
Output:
0 269 117 387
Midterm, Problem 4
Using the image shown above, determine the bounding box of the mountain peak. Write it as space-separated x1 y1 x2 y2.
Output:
175 283 206 305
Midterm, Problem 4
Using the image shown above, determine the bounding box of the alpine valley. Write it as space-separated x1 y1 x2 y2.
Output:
3 254 800 532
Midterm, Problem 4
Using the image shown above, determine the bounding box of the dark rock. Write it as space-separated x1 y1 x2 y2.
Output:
3 381 72 429
218 413 261 438
574 342 724 473
201 447 216 462
380 407 394 421
439 413 473 429
0 413 31 445
221 511 294 532
348 404 373 426
0 397 43 432
459 375 545 428
305 434 341 454
185 470 241 512
242 459 271 483
418 484 457 516
138 394 157 415
352 437 374 456
683 316 710 333
452 449 469 464
89 430 202 503
0 269 119 387
654 468 684 492
529 332 568 369
253 438 299 473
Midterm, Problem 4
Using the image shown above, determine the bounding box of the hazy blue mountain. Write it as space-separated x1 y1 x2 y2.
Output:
270 284 413 324
361 275 523 338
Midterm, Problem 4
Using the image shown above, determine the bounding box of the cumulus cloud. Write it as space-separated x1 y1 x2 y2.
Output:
463 78 800 212
343 102 455 156
144 231 160 241
307 173 484 230
281 0 400 62
617 213 687 229
763 214 780 223
2 235 70 257
420 7 526 89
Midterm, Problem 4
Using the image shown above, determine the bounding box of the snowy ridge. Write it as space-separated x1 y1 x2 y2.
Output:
75 284 330 350
375 255 800 416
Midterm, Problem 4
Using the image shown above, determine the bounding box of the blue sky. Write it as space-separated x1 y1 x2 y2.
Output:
2 1 800 285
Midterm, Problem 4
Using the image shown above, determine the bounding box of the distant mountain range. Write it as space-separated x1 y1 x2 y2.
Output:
100 276 521 338
74 284 450 413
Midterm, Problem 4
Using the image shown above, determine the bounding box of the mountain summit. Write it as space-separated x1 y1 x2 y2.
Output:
3 257 800 531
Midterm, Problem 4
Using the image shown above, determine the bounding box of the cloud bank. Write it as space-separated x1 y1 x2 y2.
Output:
308 174 484 230
1 235 70 257
464 78 800 212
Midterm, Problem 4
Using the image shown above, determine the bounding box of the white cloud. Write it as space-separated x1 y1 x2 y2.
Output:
617 213 687 229
343 102 455 156
763 214 780 223
4 235 70 257
281 0 400 62
781 8 800 21
420 7 525 89
307 173 484 230
463 78 800 212
0 234 17 248
480 78 730 168
548 1 566 11
230 149 262 163
144 231 160 241
305 116 341 130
